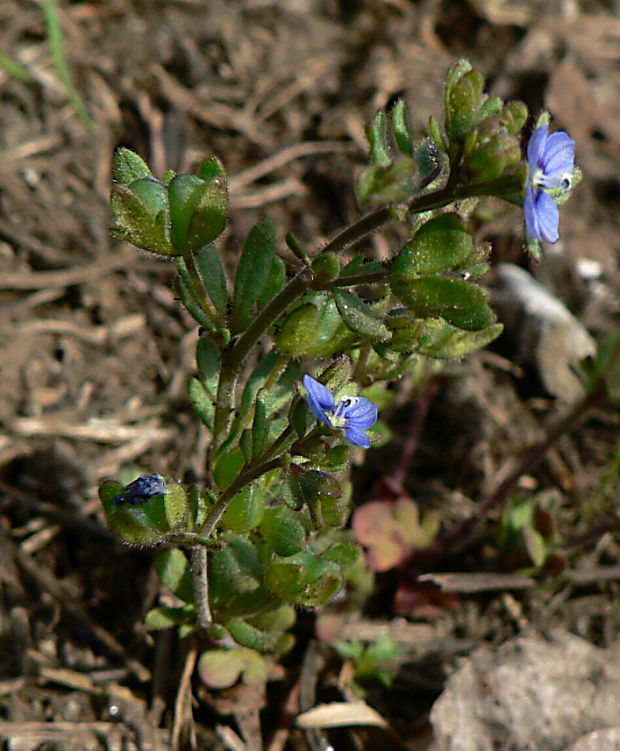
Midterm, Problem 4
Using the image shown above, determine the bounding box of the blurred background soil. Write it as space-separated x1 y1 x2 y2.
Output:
0 1 619 749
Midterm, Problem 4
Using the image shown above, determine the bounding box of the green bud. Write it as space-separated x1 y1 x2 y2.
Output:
265 550 343 607
98 479 190 546
445 65 485 144
466 124 522 182
391 213 474 281
356 157 420 208
168 166 228 254
110 178 172 256
501 100 528 135
311 253 341 284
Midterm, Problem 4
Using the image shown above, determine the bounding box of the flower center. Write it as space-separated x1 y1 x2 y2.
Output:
330 396 360 427
533 168 573 192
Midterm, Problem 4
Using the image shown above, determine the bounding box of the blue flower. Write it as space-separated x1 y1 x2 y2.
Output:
302 374 378 448
524 124 575 244
115 473 167 506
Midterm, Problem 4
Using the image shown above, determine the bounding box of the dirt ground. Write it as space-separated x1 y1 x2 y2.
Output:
0 1 619 750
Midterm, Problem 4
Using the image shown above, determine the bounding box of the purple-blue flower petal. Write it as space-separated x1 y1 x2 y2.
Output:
340 397 378 430
527 124 548 167
540 132 575 177
303 374 335 427
345 426 371 448
524 184 541 241
535 190 560 243
115 473 167 505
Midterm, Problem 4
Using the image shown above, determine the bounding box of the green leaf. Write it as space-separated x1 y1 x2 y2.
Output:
110 182 172 256
252 396 268 460
198 648 267 688
155 549 194 602
275 293 356 357
239 429 253 464
231 218 277 333
523 526 547 568
332 289 390 342
388 312 503 358
176 261 216 330
146 605 194 630
112 147 151 185
209 536 262 601
222 485 264 534
257 256 286 310
228 619 275 651
391 99 414 157
322 541 361 572
249 602 296 637
213 448 245 490
391 276 495 331
265 551 343 608
290 398 312 439
187 377 214 429
391 214 474 281
367 110 391 168
193 243 229 318
428 115 447 153
260 510 305 557
290 469 345 530
196 336 221 394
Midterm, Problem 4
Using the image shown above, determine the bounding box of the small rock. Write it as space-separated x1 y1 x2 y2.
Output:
492 264 596 400
429 631 620 751
564 727 620 751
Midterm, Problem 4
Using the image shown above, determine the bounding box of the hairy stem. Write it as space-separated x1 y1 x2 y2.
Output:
190 546 212 629
199 457 281 539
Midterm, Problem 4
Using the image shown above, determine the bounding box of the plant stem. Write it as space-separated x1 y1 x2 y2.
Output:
199 457 281 539
207 174 523 508
190 546 211 628
229 269 313 370
326 269 389 288
212 352 237 454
